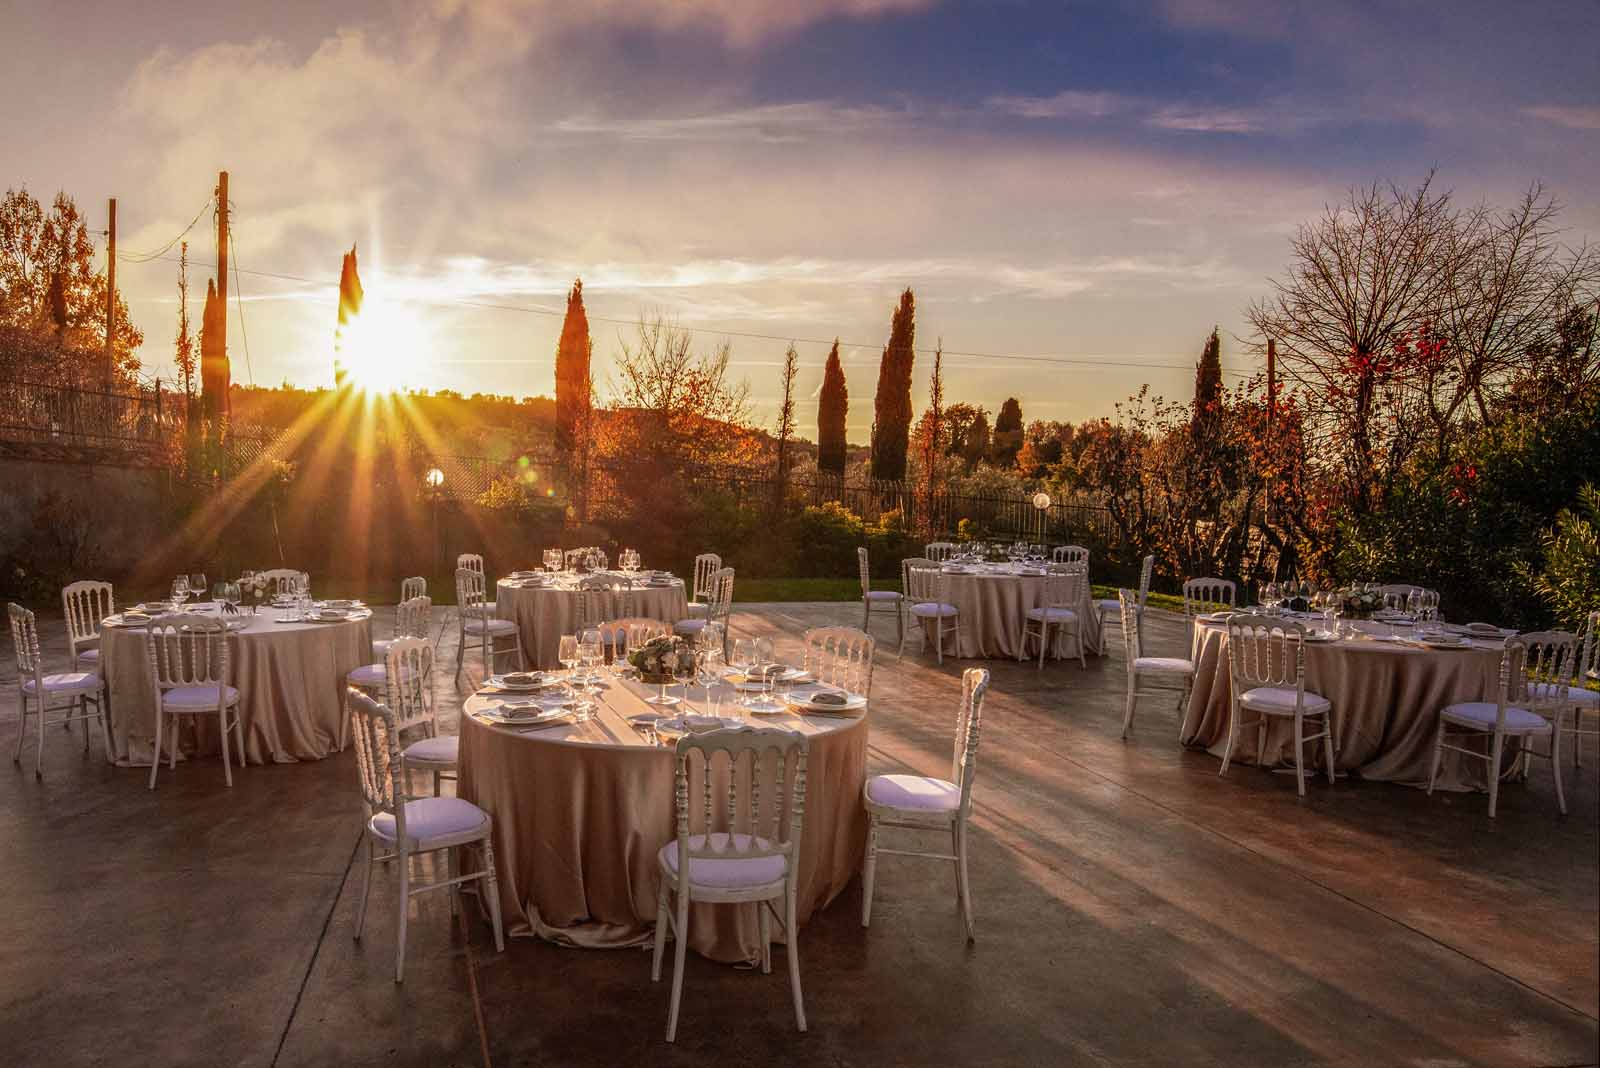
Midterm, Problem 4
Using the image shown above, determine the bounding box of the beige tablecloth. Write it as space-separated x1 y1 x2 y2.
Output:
1181 618 1511 789
928 568 1104 660
100 605 372 766
496 576 688 669
457 676 868 965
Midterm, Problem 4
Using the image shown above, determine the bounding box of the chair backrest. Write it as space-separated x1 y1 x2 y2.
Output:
1117 588 1143 664
901 557 941 605
574 575 626 630
1184 577 1236 617
565 547 608 569
1036 569 1085 611
1053 545 1090 568
925 542 955 562
7 603 44 687
599 617 670 656
705 567 735 625
62 580 115 653
948 668 990 816
1520 630 1578 715
347 687 403 824
145 613 230 691
671 725 809 886
1581 610 1600 681
691 553 722 602
801 626 875 697
259 569 308 596
1225 613 1305 694
395 595 432 640
857 545 873 595
400 575 427 601
1481 640 1532 733
384 636 436 735
456 567 488 613
1378 583 1422 598
1136 554 1155 607
457 553 485 576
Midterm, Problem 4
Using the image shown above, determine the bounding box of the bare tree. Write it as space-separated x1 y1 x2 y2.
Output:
774 343 798 506
175 242 196 427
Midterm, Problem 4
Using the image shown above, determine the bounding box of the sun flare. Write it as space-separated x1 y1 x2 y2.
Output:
336 299 431 393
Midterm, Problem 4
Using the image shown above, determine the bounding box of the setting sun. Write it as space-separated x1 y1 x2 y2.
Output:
335 298 430 392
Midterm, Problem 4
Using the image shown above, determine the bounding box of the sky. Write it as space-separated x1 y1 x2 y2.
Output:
5 0 1599 439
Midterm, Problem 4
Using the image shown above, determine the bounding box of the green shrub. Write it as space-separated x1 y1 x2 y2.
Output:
1522 483 1600 630
793 502 865 577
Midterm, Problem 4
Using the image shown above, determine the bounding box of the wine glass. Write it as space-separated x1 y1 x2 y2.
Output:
171 575 190 607
752 636 779 712
579 627 603 685
610 627 629 673
190 574 208 609
698 625 726 717
558 634 580 700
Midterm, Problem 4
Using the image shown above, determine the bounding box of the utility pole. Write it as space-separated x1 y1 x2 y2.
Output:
105 198 116 389
215 170 230 421
1265 337 1277 572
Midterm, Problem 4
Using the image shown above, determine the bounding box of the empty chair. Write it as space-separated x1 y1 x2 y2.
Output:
674 567 733 658
576 574 631 631
600 617 671 662
372 594 432 661
400 575 427 602
454 568 525 683
924 542 956 562
1183 577 1237 659
651 725 810 1042
145 613 246 789
858 546 903 646
862 667 989 941
8 603 108 777
1118 587 1194 739
1220 614 1335 797
685 553 722 619
258 568 308 598
1052 545 1089 568
62 580 114 672
564 547 608 569
385 637 456 797
801 626 875 698
900 559 959 664
346 688 504 983
1020 569 1087 669
1095 554 1154 652
456 554 496 619
1561 611 1600 769
1429 635 1570 818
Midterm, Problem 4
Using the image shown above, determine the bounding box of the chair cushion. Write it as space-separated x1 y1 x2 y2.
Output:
1093 598 1122 613
910 602 959 618
371 638 394 657
1026 606 1078 623
402 734 459 766
75 647 100 662
462 603 498 618
866 773 962 812
685 602 709 618
1530 682 1600 708
659 833 787 889
1441 702 1551 733
22 671 101 695
1134 656 1194 675
370 796 488 845
1239 685 1332 715
347 663 386 687
463 617 518 637
673 618 708 635
162 684 240 709
865 590 902 602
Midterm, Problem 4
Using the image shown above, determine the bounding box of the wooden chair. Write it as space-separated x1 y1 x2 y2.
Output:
858 547 903 646
1183 577 1237 659
1220 614 1335 797
453 568 525 683
674 567 733 659
1095 554 1154 652
924 542 956 562
258 568 308 598
900 559 959 664
651 725 810 1042
1020 569 1087 669
862 667 990 941
62 580 114 672
8 603 108 777
1052 545 1089 568
801 626 875 698
400 575 427 601
686 553 722 619
145 613 245 789
1118 587 1193 739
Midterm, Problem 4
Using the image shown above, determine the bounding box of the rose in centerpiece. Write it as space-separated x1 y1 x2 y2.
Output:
627 634 696 683
1338 587 1383 619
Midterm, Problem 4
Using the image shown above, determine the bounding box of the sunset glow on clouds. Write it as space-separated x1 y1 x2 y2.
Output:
5 0 1596 435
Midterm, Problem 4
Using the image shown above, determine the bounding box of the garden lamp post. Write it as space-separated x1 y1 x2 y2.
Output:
1031 491 1051 543
425 467 445 580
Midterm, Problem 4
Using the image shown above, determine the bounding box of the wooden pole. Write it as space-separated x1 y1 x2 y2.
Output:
105 198 116 388
215 171 230 420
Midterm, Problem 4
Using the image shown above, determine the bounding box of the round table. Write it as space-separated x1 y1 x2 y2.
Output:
927 565 1104 660
1181 617 1508 789
100 603 373 766
457 675 868 965
496 574 688 670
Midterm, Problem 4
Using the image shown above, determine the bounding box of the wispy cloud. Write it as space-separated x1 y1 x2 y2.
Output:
987 90 1295 135
1523 104 1600 131
984 90 1130 120
553 101 901 142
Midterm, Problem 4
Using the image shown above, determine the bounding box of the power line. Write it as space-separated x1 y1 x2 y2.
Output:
227 229 256 385
121 196 214 264
124 251 1257 378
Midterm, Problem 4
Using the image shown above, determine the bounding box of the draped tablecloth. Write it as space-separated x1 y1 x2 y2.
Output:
927 567 1104 660
100 604 372 766
496 576 688 670
458 676 867 965
1181 618 1510 789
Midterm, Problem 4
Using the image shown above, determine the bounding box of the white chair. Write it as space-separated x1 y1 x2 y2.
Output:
62 580 114 672
1428 636 1569 818
858 546 903 646
1118 587 1193 739
8 603 108 777
372 594 432 661
146 613 246 789
674 567 733 658
900 559 960 664
1183 577 1237 660
924 542 956 562
1549 610 1599 770
1095 554 1154 652
600 617 671 663
346 688 504 984
575 574 630 632
454 568 525 684
258 568 308 598
651 725 810 1042
1052 545 1089 568
1377 583 1424 611
862 667 989 941
1219 614 1335 797
384 637 456 797
564 546 608 569
456 554 496 620
400 575 427 602
801 626 875 698
1021 569 1087 669
685 553 722 619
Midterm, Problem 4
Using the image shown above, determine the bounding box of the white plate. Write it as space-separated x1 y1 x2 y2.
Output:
1420 638 1473 650
479 703 572 726
1300 630 1339 643
491 672 554 691
655 715 742 734
784 691 867 713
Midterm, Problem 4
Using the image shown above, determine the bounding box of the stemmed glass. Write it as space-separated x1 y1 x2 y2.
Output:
731 639 757 712
558 634 581 705
190 573 208 609
697 625 726 718
171 575 190 608
575 628 603 721
750 636 780 712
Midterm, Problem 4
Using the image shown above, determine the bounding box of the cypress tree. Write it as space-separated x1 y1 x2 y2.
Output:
870 288 916 482
992 396 1023 466
1192 326 1223 442
554 279 592 454
817 339 848 475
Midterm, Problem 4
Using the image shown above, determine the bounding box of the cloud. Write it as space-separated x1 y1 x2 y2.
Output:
985 91 1130 120
1523 105 1600 131
553 101 902 142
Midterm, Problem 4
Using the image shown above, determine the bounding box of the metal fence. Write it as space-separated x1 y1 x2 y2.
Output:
0 378 185 464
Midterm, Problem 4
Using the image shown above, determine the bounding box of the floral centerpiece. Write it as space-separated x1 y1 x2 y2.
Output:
627 634 696 684
243 572 269 613
1338 587 1383 619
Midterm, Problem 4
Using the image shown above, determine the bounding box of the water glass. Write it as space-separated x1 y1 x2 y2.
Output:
190 574 207 606
171 576 189 606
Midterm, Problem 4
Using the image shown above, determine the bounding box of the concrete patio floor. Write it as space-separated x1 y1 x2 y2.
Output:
1 602 1595 1067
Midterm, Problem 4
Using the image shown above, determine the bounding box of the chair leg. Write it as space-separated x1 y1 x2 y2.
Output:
956 821 975 942
148 705 162 790
1038 622 1048 671
220 710 233 788
447 846 460 917
1219 700 1240 776
758 900 772 974
1550 726 1567 816
665 891 690 1042
1121 674 1138 739
861 818 878 927
895 601 904 650
935 619 944 666
785 888 807 1032
80 697 89 751
1075 623 1087 669
861 598 870 632
454 627 465 684
1292 715 1306 797
354 836 375 941
1486 732 1505 818
14 695 28 765
1322 716 1337 785
482 835 505 952
395 851 410 983
1426 721 1446 795
235 707 248 769
35 696 46 779
651 883 670 981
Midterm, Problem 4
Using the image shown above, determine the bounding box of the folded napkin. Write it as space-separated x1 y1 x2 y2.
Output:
748 663 786 680
808 691 849 706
